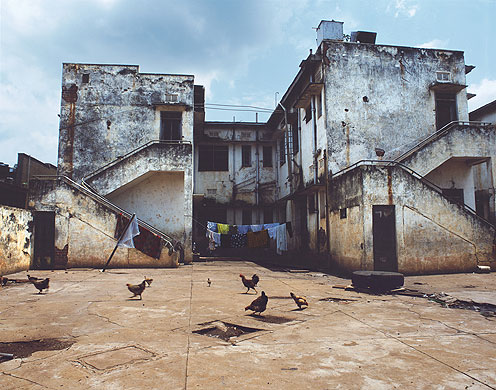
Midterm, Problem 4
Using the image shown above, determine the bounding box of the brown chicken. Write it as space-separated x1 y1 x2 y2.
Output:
127 280 146 299
245 291 268 315
239 273 259 294
290 292 308 309
32 278 50 294
144 276 153 287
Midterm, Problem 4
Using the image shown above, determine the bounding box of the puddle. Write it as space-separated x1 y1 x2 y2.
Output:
427 295 496 318
193 321 262 341
0 338 74 361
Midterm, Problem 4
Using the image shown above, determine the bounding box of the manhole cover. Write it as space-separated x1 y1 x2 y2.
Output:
193 321 262 341
80 346 154 370
0 338 74 361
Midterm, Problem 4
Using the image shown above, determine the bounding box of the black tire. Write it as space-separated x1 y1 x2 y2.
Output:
352 270 404 291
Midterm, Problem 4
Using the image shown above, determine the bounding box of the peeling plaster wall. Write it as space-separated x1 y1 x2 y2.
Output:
108 172 184 237
0 206 33 275
331 165 494 274
323 42 467 172
57 64 194 181
29 179 179 269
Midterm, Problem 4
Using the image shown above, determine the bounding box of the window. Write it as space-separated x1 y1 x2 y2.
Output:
340 208 347 219
317 93 322 118
319 191 326 219
263 146 272 167
160 111 182 141
82 74 89 84
292 124 299 155
242 145 251 167
305 104 312 123
198 145 228 171
308 194 317 214
242 209 252 225
263 207 273 224
279 138 286 166
436 71 451 82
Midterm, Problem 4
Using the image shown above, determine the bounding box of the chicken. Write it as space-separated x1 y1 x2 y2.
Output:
245 291 268 315
144 276 153 287
27 274 42 283
32 278 50 294
239 273 259 294
207 278 211 287
1 276 8 286
290 292 308 310
127 280 146 299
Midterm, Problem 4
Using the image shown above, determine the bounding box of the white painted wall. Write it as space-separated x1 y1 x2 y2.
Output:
108 171 185 237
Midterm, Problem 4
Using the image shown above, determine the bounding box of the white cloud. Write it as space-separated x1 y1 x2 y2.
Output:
390 0 418 18
468 78 496 112
417 39 450 49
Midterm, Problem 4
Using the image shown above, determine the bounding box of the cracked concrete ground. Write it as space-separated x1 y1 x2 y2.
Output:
0 261 495 389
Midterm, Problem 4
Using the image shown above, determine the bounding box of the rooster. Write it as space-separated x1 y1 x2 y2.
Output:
290 292 308 310
31 278 50 294
127 280 146 300
245 291 268 315
239 273 259 294
144 276 153 287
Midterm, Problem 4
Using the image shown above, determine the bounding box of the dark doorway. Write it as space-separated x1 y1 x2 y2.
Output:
372 205 397 272
435 93 458 130
295 197 309 250
33 211 55 270
160 111 182 141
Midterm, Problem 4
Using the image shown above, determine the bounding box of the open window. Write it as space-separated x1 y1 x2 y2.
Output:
263 146 272 167
242 145 251 167
435 93 458 130
160 111 182 141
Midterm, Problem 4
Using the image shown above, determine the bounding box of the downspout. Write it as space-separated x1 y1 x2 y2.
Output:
255 126 260 208
324 149 331 263
311 94 319 250
278 102 293 194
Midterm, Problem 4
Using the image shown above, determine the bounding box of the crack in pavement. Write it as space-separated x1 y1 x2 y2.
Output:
86 302 124 328
338 309 496 390
1 371 53 389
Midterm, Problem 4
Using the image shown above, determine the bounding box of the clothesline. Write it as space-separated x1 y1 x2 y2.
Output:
206 221 289 254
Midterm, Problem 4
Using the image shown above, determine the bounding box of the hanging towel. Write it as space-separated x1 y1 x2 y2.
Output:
247 230 269 248
207 221 217 233
231 233 247 248
276 224 288 255
220 234 231 248
267 226 278 240
217 223 229 234
263 223 279 230
236 225 250 234
250 224 263 232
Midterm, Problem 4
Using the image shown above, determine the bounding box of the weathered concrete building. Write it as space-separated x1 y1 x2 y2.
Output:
267 20 495 274
30 64 195 268
11 20 493 275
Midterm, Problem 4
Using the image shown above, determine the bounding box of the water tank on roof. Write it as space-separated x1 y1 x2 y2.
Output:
350 31 377 44
317 20 344 47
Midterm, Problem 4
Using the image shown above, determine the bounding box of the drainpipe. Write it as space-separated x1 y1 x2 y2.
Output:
311 94 319 251
278 102 293 194
324 149 331 259
255 126 260 208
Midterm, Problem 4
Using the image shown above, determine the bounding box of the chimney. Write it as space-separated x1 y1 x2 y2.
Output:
316 20 344 47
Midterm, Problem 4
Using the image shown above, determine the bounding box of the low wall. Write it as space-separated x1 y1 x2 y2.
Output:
0 206 33 275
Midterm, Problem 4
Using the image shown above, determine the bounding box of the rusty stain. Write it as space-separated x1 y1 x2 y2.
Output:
387 167 393 205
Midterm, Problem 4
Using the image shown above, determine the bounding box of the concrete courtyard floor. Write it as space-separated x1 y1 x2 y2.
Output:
1 260 495 389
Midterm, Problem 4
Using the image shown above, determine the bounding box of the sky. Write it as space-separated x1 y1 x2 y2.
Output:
1 0 495 166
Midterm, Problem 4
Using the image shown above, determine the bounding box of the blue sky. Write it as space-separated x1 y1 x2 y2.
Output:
1 0 495 166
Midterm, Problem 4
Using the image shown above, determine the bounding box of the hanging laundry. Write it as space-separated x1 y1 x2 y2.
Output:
228 225 238 235
275 224 288 255
263 223 279 230
250 224 263 232
231 233 247 248
217 223 229 234
207 230 221 248
267 226 278 240
207 221 217 233
236 225 250 234
247 230 269 248
220 234 231 248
